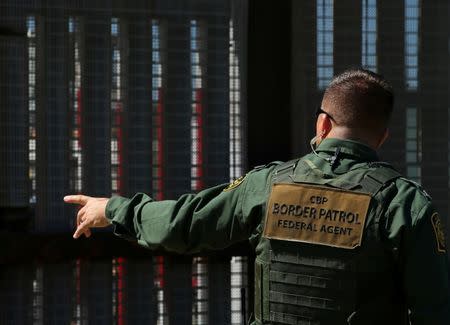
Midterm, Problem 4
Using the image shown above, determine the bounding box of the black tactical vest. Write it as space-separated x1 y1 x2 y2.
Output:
254 159 408 325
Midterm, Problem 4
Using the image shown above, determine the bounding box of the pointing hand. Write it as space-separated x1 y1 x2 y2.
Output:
64 195 110 239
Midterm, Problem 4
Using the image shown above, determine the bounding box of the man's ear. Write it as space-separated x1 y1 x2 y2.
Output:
316 113 332 139
376 128 389 149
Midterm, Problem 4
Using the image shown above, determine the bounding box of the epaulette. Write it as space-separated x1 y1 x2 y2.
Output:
251 161 284 172
273 159 299 175
252 160 283 170
398 177 432 201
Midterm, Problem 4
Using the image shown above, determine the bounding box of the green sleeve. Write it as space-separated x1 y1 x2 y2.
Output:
105 165 277 254
388 184 450 324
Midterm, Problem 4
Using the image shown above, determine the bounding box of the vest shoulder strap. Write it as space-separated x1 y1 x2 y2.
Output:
360 164 401 195
271 159 299 184
272 158 401 196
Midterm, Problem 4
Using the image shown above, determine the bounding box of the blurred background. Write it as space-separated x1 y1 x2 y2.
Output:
0 0 449 324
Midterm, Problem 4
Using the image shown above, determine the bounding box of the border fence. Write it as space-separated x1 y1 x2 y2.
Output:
0 1 249 324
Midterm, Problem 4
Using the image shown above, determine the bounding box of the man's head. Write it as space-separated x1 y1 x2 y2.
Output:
316 68 394 149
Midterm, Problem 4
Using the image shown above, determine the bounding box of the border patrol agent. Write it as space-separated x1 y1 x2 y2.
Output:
65 69 450 324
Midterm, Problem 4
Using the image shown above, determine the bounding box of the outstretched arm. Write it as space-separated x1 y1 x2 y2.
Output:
64 163 277 254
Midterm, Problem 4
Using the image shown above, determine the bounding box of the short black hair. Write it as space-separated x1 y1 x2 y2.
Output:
322 68 394 136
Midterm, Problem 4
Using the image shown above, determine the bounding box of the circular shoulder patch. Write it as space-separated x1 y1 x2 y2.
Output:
431 212 446 253
223 175 246 192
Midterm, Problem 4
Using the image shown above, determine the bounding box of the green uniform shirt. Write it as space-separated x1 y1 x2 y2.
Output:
106 138 450 324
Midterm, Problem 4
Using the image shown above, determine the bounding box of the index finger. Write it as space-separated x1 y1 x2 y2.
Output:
73 221 90 239
64 194 91 205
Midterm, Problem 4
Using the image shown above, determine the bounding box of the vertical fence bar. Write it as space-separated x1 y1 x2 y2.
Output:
151 18 169 325
190 19 209 325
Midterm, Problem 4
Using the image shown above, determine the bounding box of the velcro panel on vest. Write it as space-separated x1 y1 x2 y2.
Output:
266 248 356 325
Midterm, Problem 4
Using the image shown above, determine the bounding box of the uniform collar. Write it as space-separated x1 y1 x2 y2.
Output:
315 138 379 162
